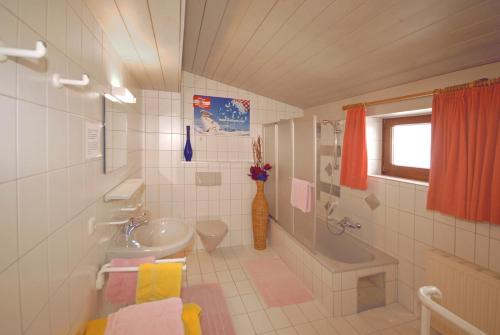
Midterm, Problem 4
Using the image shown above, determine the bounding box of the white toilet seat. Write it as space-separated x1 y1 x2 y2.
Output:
196 220 227 237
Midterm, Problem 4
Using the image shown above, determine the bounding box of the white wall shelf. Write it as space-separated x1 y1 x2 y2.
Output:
104 178 144 201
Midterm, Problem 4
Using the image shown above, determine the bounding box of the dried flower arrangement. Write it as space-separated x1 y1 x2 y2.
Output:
249 136 272 181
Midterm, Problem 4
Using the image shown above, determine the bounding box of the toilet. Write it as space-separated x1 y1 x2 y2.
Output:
196 220 228 252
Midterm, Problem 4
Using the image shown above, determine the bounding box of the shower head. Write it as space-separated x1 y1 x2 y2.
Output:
322 119 343 133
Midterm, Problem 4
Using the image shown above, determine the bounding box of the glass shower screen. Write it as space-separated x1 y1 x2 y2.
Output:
263 117 317 251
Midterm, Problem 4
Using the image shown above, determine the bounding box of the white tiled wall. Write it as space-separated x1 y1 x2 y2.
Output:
0 0 142 334
143 71 303 250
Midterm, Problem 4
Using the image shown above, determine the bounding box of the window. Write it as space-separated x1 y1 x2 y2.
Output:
382 114 431 181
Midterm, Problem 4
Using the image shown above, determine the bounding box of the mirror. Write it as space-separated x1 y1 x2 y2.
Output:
104 97 128 173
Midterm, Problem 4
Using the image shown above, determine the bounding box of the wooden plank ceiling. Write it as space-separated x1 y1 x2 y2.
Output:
86 0 185 91
183 0 500 108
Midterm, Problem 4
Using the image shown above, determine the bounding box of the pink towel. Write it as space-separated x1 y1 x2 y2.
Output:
104 256 155 304
290 178 313 213
105 297 184 335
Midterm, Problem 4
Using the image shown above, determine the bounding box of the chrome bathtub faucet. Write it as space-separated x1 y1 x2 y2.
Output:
326 216 362 235
339 217 362 230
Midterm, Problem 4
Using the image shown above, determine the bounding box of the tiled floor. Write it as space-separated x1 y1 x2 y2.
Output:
183 246 428 335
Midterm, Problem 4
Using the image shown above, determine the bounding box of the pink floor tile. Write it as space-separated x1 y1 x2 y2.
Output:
243 257 313 307
181 283 236 335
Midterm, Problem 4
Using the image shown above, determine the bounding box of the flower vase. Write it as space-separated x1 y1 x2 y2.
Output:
252 180 269 250
184 126 193 161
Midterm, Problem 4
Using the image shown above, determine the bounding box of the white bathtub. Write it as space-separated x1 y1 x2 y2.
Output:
270 221 398 316
313 219 397 274
315 220 375 264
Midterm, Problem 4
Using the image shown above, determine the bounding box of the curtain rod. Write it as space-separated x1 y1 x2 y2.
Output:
342 77 499 111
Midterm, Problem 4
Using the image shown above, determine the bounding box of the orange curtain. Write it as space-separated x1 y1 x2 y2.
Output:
340 106 368 190
427 82 500 224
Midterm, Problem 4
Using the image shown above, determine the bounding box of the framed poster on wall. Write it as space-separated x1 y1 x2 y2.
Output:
193 95 250 136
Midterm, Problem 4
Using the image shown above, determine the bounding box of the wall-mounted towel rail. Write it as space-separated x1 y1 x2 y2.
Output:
96 257 187 290
0 40 47 61
418 286 487 335
52 73 89 88
288 177 315 186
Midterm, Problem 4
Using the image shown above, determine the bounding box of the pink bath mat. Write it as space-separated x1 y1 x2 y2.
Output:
243 257 313 307
181 283 235 335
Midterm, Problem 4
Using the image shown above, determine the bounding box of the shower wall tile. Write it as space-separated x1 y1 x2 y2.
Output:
385 183 399 209
0 5 18 97
47 108 68 170
434 221 455 254
489 239 500 273
454 228 475 263
18 101 47 177
490 224 500 240
455 218 475 232
0 95 17 182
66 6 82 64
47 225 69 294
49 281 70 335
47 0 67 52
19 0 48 36
0 263 22 335
47 168 69 232
398 184 415 213
414 215 433 245
18 174 48 255
68 115 84 165
0 0 143 332
25 304 50 335
414 188 432 219
19 241 49 331
0 181 18 272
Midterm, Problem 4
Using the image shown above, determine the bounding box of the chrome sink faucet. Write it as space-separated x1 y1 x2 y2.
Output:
124 211 149 247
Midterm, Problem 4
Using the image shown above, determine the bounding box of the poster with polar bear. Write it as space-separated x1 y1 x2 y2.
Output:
193 95 250 136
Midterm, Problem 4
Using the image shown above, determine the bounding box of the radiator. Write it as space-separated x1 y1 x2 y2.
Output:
426 250 500 335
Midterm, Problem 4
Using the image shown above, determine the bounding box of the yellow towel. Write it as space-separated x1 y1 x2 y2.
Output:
182 303 202 335
135 262 183 304
84 303 202 335
84 318 107 335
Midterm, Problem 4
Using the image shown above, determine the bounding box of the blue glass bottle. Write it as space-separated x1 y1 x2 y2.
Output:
184 125 193 161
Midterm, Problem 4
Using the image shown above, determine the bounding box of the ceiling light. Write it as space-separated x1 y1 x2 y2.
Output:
104 93 120 103
112 86 136 104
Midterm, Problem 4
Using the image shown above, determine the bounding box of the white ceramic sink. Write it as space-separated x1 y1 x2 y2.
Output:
106 217 194 259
